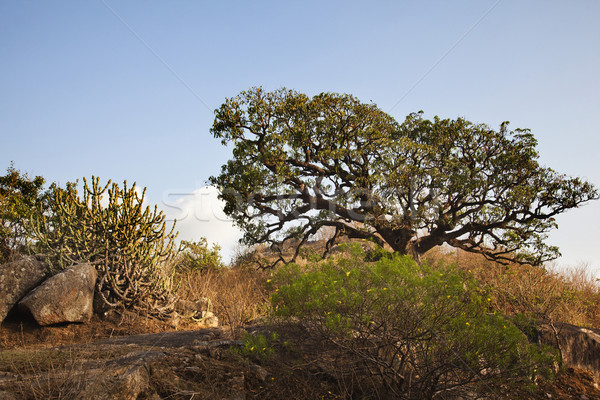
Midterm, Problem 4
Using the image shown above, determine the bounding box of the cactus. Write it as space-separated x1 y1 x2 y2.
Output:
30 177 178 317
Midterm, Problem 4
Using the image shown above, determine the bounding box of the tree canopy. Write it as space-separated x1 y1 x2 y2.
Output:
210 87 598 266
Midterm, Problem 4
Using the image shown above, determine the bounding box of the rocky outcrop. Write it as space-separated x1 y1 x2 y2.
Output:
0 256 48 323
18 263 97 326
539 322 600 382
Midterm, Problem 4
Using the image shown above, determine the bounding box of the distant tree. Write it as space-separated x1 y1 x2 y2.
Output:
0 163 46 263
210 88 598 267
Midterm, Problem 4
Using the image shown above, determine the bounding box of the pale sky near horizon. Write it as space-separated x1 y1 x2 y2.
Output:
1 1 599 273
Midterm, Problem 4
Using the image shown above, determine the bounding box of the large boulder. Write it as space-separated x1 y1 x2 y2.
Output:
18 263 97 326
539 322 600 382
0 256 49 324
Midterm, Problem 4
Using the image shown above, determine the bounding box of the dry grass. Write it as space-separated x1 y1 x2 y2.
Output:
175 266 270 336
424 248 600 327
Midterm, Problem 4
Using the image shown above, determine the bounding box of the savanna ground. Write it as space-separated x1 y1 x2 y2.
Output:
2 245 600 399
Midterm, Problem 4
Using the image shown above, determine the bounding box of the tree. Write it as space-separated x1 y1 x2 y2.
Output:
0 163 46 263
210 88 598 267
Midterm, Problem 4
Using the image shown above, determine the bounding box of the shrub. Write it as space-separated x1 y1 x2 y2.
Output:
233 331 278 362
270 245 557 399
175 238 224 271
30 177 178 317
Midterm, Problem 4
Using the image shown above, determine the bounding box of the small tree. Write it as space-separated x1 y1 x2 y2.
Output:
31 177 178 316
210 88 598 266
175 238 224 272
0 163 46 263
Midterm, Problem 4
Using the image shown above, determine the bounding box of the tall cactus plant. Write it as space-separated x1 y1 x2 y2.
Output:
31 177 178 317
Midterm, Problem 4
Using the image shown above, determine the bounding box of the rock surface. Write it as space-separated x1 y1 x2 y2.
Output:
77 351 166 400
539 322 600 382
18 263 97 326
0 256 48 323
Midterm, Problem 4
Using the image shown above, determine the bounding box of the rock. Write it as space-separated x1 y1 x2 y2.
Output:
538 322 600 382
199 311 219 328
0 255 48 323
18 263 97 325
249 364 270 382
175 297 212 318
74 351 166 400
174 297 218 327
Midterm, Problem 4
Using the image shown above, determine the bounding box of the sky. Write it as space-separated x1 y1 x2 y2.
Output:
1 1 599 273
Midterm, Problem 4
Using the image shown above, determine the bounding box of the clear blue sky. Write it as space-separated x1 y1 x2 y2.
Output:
1 1 599 272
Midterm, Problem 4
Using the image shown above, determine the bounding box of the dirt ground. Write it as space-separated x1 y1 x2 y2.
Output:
2 313 600 399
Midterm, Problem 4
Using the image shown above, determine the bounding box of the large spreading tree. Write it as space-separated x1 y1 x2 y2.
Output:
210 87 597 266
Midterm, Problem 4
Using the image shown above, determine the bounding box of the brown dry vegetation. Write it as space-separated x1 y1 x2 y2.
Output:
423 247 600 328
2 244 600 399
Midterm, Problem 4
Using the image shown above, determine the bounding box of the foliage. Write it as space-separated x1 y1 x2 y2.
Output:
270 245 558 399
0 163 46 263
233 331 278 362
210 87 598 266
31 176 178 315
176 238 224 271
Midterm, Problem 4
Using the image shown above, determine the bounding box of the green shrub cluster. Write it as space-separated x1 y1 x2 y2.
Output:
176 238 224 272
270 245 557 399
233 332 278 362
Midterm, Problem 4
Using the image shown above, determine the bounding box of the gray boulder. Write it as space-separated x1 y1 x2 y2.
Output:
539 322 600 382
19 263 97 325
0 256 49 324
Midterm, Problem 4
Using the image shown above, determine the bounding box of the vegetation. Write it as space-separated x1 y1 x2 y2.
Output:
30 176 178 315
0 163 46 263
175 238 224 271
424 248 600 329
210 87 598 267
270 244 558 399
1 129 599 397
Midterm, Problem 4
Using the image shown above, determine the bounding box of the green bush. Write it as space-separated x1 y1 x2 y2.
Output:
176 238 224 271
270 245 557 399
233 331 278 362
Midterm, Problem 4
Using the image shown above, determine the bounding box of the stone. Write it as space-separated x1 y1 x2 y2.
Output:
0 256 48 323
18 263 97 325
174 297 218 327
72 351 166 400
249 364 270 382
174 297 212 318
538 322 600 382
199 310 219 328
